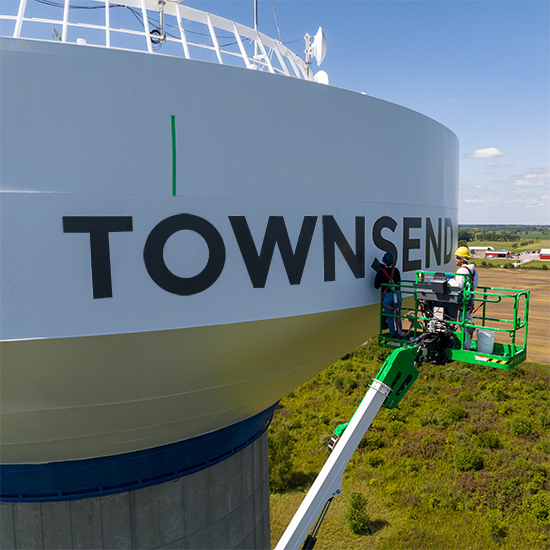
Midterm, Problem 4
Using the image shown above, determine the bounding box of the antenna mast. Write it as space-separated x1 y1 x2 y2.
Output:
253 0 258 58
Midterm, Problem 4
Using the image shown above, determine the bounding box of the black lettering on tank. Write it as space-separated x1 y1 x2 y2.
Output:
229 216 317 288
403 217 422 272
63 216 133 299
444 218 454 264
372 216 398 265
425 217 442 268
323 216 365 281
143 214 226 295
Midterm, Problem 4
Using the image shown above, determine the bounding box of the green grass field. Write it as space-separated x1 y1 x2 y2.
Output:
468 258 549 270
470 240 550 252
269 340 550 550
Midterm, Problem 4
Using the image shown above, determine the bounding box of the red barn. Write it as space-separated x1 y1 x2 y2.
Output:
485 250 510 259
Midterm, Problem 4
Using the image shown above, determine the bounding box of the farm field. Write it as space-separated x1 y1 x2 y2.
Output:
470 239 550 252
476 268 549 364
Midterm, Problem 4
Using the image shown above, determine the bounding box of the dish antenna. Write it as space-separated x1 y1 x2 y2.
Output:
304 27 327 77
311 27 327 65
315 70 329 85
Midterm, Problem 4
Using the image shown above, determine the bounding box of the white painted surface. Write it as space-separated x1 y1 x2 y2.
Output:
0 37 458 463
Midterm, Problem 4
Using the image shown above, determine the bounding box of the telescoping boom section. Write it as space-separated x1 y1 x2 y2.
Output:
275 270 529 550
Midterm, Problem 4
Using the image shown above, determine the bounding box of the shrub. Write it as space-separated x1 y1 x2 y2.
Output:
333 375 357 393
439 365 473 382
386 408 407 422
448 405 468 422
364 450 384 467
531 465 547 487
489 519 508 542
477 432 501 450
497 402 513 416
405 459 421 473
345 492 369 534
268 429 295 492
509 416 534 437
525 491 550 522
479 382 507 402
458 392 474 403
333 376 345 391
507 365 525 378
453 447 484 471
537 439 550 455
419 409 448 427
387 420 406 436
359 432 384 450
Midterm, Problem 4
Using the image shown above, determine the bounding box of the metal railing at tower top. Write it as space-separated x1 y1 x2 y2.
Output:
1 0 314 80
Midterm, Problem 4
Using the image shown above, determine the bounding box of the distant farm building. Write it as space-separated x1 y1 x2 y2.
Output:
540 249 550 261
470 246 494 255
485 250 511 259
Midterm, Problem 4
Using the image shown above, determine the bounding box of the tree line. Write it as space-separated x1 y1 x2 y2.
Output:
458 225 548 243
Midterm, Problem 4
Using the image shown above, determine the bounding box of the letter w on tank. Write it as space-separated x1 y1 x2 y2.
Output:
229 216 317 288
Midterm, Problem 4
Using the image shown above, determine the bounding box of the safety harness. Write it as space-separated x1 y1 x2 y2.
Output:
380 267 396 297
463 264 475 284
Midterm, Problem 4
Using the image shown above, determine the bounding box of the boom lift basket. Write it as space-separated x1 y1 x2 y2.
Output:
378 270 529 368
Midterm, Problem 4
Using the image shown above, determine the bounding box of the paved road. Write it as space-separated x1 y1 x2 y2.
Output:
513 253 539 265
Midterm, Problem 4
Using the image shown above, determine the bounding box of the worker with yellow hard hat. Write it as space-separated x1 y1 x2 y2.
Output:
455 246 471 260
449 246 479 289
448 246 479 348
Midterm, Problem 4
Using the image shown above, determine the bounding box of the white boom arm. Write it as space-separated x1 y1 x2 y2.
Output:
274 379 391 550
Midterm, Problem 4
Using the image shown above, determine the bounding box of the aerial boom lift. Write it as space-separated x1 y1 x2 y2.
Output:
275 269 529 550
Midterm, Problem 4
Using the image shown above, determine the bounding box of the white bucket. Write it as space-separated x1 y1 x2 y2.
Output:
477 329 495 354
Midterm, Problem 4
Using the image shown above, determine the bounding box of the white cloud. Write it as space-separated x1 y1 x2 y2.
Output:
512 180 546 187
467 147 506 159
463 199 484 204
524 167 549 179
511 166 549 187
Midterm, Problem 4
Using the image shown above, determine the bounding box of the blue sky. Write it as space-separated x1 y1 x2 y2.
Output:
4 0 547 224
188 0 549 225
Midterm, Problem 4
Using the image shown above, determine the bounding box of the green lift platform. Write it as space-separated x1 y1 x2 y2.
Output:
275 269 530 550
378 269 529 369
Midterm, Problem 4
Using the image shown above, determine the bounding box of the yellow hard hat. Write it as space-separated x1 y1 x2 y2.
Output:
455 246 471 259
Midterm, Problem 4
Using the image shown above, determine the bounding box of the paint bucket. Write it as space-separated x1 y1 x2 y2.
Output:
477 329 495 354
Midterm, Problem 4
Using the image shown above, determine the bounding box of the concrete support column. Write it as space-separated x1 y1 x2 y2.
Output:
0 432 270 550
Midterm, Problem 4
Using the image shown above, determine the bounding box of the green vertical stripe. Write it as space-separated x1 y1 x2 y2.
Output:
171 115 177 197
